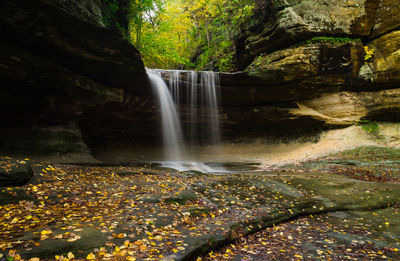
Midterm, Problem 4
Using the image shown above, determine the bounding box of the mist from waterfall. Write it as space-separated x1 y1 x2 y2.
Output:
146 68 223 173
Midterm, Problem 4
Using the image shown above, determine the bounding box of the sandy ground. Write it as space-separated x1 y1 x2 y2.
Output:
28 124 400 169
215 124 400 168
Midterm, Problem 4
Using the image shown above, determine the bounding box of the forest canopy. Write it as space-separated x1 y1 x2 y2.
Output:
127 0 255 71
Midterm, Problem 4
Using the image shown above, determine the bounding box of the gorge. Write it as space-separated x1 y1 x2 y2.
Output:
0 0 400 260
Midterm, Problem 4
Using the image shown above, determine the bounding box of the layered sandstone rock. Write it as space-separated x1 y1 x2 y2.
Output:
220 0 400 141
0 0 154 155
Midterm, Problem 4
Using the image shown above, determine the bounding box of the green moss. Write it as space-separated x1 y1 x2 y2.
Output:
305 36 361 45
336 146 400 161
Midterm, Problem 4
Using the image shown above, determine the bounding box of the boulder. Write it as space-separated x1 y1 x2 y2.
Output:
0 160 34 187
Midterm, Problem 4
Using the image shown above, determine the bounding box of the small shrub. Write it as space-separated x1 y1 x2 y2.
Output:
360 120 379 136
364 46 375 61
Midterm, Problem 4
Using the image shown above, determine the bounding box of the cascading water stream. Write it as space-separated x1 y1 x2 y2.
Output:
200 71 221 147
146 68 224 172
147 69 187 162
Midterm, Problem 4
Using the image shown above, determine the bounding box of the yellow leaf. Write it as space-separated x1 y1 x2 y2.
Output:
67 252 75 259
112 233 126 239
29 258 40 261
41 230 52 235
86 253 96 260
134 240 143 246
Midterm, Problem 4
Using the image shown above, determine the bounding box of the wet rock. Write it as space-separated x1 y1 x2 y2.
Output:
0 125 90 155
165 190 197 204
0 160 33 186
0 188 33 204
19 227 108 259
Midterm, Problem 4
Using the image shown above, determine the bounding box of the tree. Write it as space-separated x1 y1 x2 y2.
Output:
128 0 255 71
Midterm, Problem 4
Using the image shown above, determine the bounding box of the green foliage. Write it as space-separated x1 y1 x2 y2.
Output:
305 36 361 45
360 120 379 136
246 54 266 71
102 0 120 27
128 0 255 70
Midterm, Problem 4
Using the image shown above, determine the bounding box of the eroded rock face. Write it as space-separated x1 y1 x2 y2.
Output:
1 0 398 158
369 30 400 84
0 0 154 155
235 0 380 70
219 42 365 106
223 0 400 142
371 0 400 38
290 89 400 125
53 0 104 26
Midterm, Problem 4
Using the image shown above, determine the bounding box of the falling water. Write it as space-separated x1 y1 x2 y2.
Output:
169 70 181 111
146 68 223 172
147 69 187 162
200 71 221 147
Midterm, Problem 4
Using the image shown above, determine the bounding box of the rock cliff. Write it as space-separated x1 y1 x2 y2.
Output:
1 0 399 159
222 0 400 142
0 0 157 156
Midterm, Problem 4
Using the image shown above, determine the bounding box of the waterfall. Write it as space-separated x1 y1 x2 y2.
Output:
146 68 223 172
147 69 187 162
200 71 221 147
